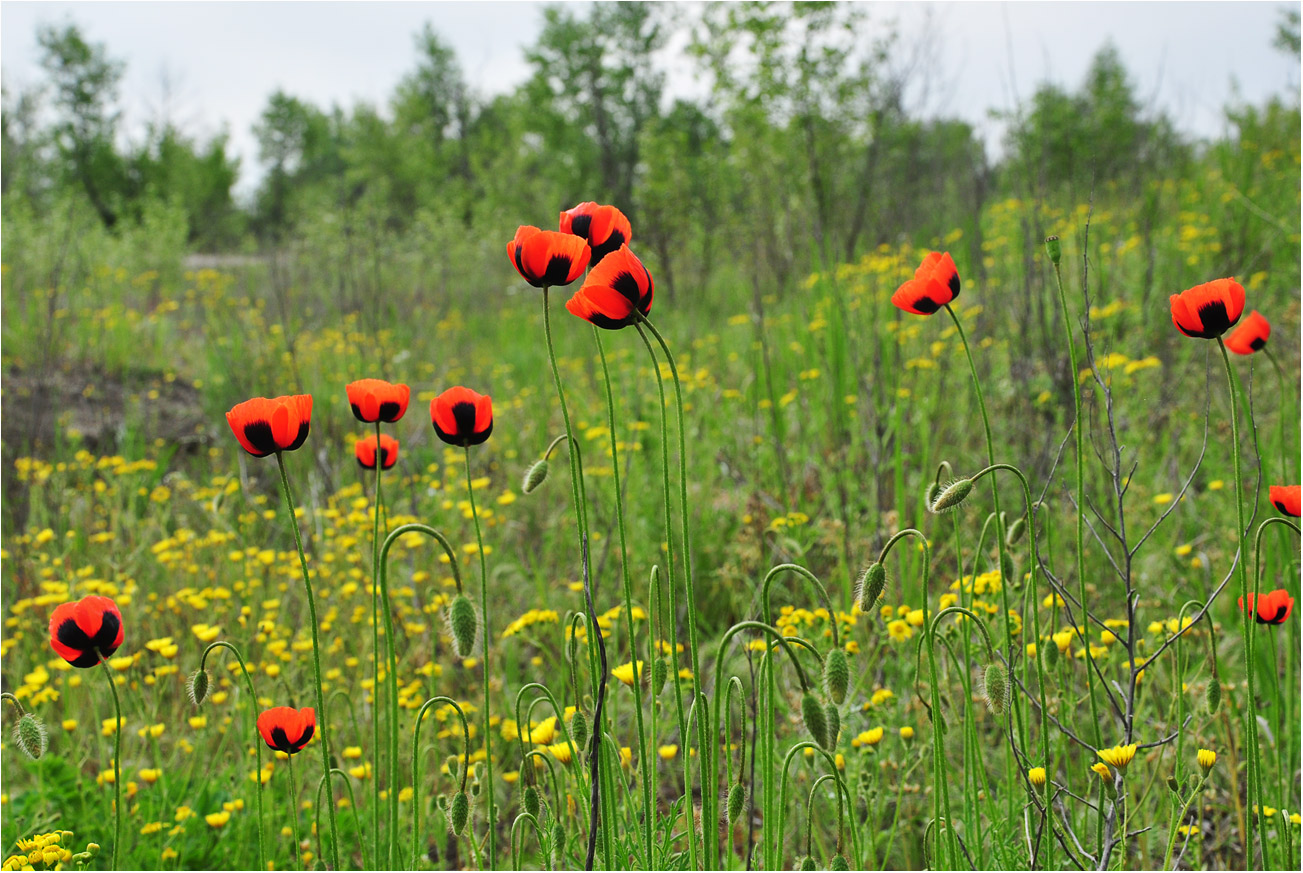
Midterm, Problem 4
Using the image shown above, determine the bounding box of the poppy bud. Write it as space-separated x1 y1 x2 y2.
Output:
1044 235 1062 266
652 658 669 695
823 649 849 706
1001 553 1017 590
447 595 479 660
726 782 747 825
522 459 550 494
470 779 481 797
449 791 470 835
800 855 817 871
551 821 565 864
832 854 851 871
930 479 974 513
1204 681 1221 715
569 710 588 753
566 625 581 666
1006 516 1026 547
523 785 542 819
823 703 841 751
14 713 48 760
1043 640 1059 668
924 480 943 508
857 563 887 612
445 755 460 781
187 668 211 706
436 793 448 810
801 693 829 750
984 664 1008 716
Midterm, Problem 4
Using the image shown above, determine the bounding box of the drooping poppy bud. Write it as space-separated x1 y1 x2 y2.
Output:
823 649 849 706
801 693 828 749
857 563 887 612
187 668 211 705
14 713 48 760
522 459 550 494
447 595 480 658
984 663 1008 715
449 791 470 835
930 478 974 513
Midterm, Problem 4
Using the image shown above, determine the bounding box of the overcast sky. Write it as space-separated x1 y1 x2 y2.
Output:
2 1 1297 199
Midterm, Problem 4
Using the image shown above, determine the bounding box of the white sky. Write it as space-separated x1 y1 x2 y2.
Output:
1 1 1298 200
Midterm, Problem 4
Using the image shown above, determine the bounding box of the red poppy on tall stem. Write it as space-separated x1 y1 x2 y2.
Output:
431 387 493 447
356 434 399 470
1239 589 1295 626
565 245 654 330
257 707 316 754
346 379 410 423
891 252 961 315
1169 278 1245 339
507 226 591 288
226 395 313 457
1269 485 1300 517
1224 310 1271 355
559 201 632 265
49 596 124 668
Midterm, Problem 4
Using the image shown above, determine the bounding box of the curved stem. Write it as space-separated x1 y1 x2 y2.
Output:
98 656 122 871
412 696 471 869
199 640 266 871
760 564 838 649
316 768 370 869
274 451 341 870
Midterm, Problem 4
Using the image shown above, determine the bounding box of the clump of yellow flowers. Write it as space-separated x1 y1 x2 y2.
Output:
2 831 99 871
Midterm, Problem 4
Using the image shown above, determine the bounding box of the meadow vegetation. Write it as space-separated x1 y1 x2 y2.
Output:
2 4 1300 870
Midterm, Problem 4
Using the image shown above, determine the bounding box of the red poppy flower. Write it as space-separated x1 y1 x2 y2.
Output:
346 379 410 423
891 252 961 316
226 395 313 458
1224 310 1270 355
507 226 591 288
431 387 493 447
49 596 124 668
559 202 632 265
1269 485 1301 517
1239 589 1295 626
565 244 654 330
356 434 399 470
1169 278 1245 339
256 706 316 754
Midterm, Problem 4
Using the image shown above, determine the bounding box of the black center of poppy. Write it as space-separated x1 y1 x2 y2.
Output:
1250 337 1266 351
947 272 961 299
915 296 941 315
451 401 478 439
378 401 401 422
543 254 578 286
569 214 593 239
1195 300 1230 336
243 420 278 456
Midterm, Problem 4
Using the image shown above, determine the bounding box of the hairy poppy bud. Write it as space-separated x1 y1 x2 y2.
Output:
1045 235 1062 265
930 478 974 513
566 626 581 666
801 693 828 749
1204 681 1221 715
652 658 669 696
984 663 1008 716
14 713 48 760
436 793 448 810
823 649 850 705
569 710 588 753
1043 640 1059 668
1006 516 1026 547
449 791 470 835
823 703 841 751
470 780 482 797
924 480 943 508
445 755 460 781
523 459 550 494
726 783 747 825
187 668 211 706
800 855 817 871
551 821 565 864
447 595 479 659
832 854 851 871
857 563 887 612
523 785 542 819
1001 552 1018 590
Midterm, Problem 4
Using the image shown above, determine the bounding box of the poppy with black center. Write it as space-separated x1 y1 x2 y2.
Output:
226 395 313 458
431 387 493 447
346 379 410 423
1269 485 1300 517
356 434 399 470
565 245 654 330
257 706 316 754
49 596 124 669
507 226 591 288
1239 589 1295 626
1169 278 1245 339
891 252 961 316
1224 310 1271 355
559 202 633 265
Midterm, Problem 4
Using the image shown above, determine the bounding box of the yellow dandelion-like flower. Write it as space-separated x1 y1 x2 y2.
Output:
1028 767 1047 788
1097 744 1137 772
1196 748 1216 774
658 745 679 760
1090 762 1112 781
611 661 644 687
899 726 914 741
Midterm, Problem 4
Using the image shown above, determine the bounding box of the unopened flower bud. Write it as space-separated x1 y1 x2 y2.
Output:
857 562 887 612
523 459 550 494
983 663 1008 716
569 710 588 754
447 595 479 659
726 782 747 825
187 668 211 706
801 693 828 750
449 791 470 835
930 478 974 513
823 703 841 751
1204 681 1221 715
823 649 849 706
523 784 542 818
14 713 48 760
1045 235 1062 265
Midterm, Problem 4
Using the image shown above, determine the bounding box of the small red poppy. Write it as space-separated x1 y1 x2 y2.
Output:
1269 485 1301 517
226 395 313 458
565 245 654 330
49 596 124 668
1224 310 1270 355
256 706 316 754
507 226 591 288
356 434 399 470
559 202 633 265
1239 589 1295 626
1169 278 1245 339
431 387 493 447
346 379 410 423
891 252 961 316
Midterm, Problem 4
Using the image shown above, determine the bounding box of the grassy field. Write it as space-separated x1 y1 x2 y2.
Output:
2 163 1300 871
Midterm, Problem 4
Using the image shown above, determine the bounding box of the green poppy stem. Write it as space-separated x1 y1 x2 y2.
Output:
461 444 496 869
97 656 122 872
370 419 385 866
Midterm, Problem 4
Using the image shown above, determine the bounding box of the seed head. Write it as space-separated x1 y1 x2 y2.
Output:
823 649 849 706
1045 235 1062 265
447 595 479 659
522 459 550 494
